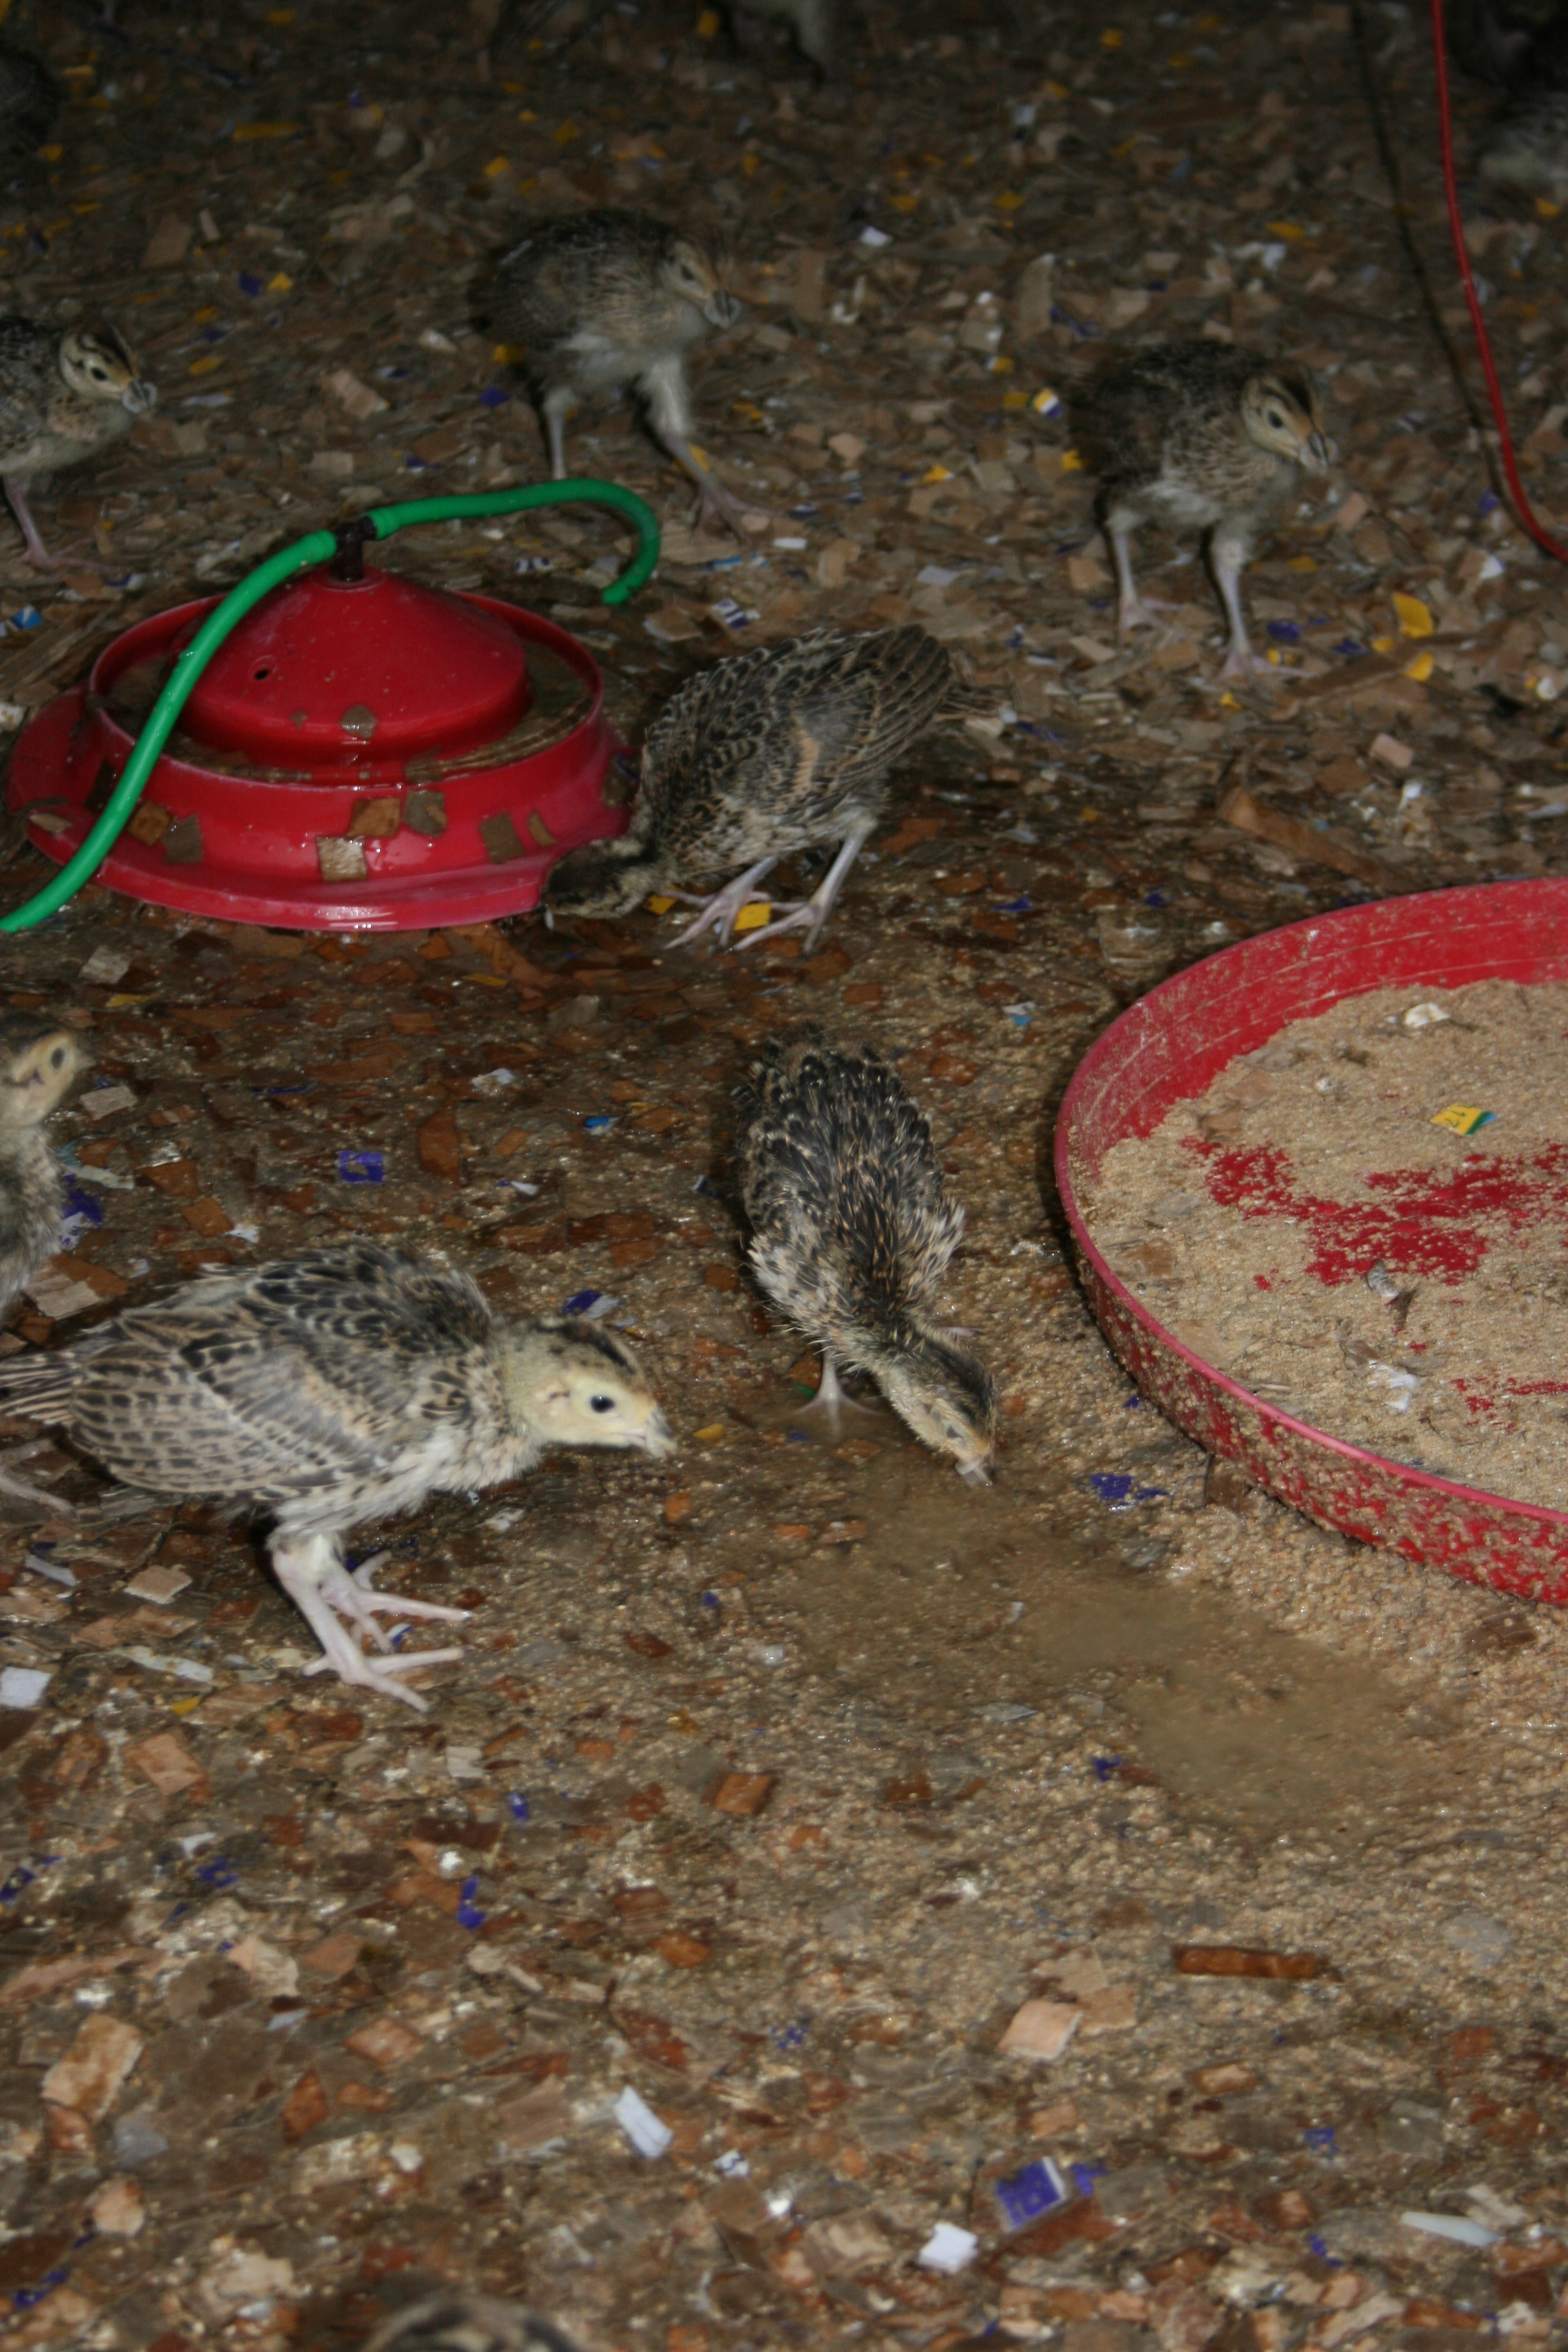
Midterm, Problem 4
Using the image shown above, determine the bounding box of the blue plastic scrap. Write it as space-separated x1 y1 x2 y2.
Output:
1091 1756 1122 1782
1088 1472 1169 1508
507 1792 531 1823
337 1150 384 1184
457 1874 486 1931
993 2156 1070 2231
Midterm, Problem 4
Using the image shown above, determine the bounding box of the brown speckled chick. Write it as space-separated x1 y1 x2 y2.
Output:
0 316 156 569
0 1020 91 1318
0 1244 673 1706
737 1029 996 1478
493 209 758 538
365 2294 582 2352
1073 339 1330 681
544 626 969 951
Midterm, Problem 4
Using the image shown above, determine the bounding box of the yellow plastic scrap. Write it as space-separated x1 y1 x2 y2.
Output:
1405 650 1434 682
1266 220 1310 241
1393 592 1434 638
1060 448 1084 471
1431 1105 1495 1135
733 901 771 932
645 895 676 914
484 155 511 177
697 7 720 33
920 463 952 485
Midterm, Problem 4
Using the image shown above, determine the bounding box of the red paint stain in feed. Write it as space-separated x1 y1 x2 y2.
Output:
1181 1137 1568 1287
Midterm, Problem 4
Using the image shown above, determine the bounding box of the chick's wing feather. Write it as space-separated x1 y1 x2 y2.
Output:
51 1247 499 1503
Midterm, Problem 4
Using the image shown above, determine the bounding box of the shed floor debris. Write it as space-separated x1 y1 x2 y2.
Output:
3 0 1568 2347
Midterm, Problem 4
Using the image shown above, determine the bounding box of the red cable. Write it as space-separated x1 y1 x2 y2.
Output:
1430 0 1568 561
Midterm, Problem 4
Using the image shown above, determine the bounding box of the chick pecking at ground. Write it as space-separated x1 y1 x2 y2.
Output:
1073 339 1330 682
365 2293 583 2352
0 316 156 569
736 1028 996 1479
0 1243 673 1706
492 209 759 540
0 42 58 171
544 626 969 950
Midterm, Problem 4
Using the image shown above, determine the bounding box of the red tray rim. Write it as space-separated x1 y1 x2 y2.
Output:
1053 878 1568 1538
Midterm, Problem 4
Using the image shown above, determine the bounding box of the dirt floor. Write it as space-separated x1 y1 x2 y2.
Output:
7 1 1568 2348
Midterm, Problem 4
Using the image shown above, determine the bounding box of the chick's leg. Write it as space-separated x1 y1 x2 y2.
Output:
1108 514 1172 638
271 1534 467 1711
540 388 574 482
668 856 779 949
792 1351 872 1426
4 475 70 572
1210 526 1275 683
641 356 766 540
734 825 872 952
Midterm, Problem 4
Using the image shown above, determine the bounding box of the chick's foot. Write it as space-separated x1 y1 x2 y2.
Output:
273 1540 469 1711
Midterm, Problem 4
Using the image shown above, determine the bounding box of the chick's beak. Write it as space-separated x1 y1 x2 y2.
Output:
641 1408 676 1459
703 290 743 330
1303 428 1331 472
123 380 158 416
958 1455 993 1487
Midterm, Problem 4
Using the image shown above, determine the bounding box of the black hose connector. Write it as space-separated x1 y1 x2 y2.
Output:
330 514 381 584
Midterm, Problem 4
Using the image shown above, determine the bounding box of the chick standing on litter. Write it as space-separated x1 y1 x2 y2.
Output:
0 317 156 569
544 626 970 950
493 209 758 539
0 1022 92 1513
0 1020 91 1319
737 1029 996 1478
0 42 58 171
365 2293 584 2352
1073 341 1330 681
0 1244 674 1707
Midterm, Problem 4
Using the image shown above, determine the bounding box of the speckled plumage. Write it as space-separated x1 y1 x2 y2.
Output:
545 626 967 950
0 1021 90 1318
365 2293 583 2352
0 43 57 169
1073 339 1330 680
0 316 156 568
0 1244 672 1704
737 1029 996 1475
493 208 755 536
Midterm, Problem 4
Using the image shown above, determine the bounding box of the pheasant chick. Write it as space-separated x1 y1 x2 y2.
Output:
0 1020 91 1318
0 1244 673 1707
493 209 757 539
0 317 156 569
1073 339 1329 681
546 626 970 950
366 2293 583 2352
737 1029 996 1477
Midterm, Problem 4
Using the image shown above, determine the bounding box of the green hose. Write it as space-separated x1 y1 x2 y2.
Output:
0 478 660 936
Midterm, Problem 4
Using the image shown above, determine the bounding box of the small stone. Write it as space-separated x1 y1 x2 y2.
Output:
90 2178 146 2238
1441 1912 1512 1968
999 1999 1083 2062
42 2015 145 2122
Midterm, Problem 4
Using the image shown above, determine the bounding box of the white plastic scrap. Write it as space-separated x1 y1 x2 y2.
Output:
1400 2210 1498 2248
1403 1001 1450 1029
1367 1361 1422 1413
918 2223 978 2275
615 2085 671 2160
0 1667 51 1709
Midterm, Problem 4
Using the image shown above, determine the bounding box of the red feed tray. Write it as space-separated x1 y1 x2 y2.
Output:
1054 878 1568 1606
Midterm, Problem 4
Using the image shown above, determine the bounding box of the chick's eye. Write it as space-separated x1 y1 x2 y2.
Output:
1267 408 1285 428
590 1393 615 1414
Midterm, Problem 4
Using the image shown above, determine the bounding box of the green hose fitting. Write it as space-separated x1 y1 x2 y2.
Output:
0 477 660 935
